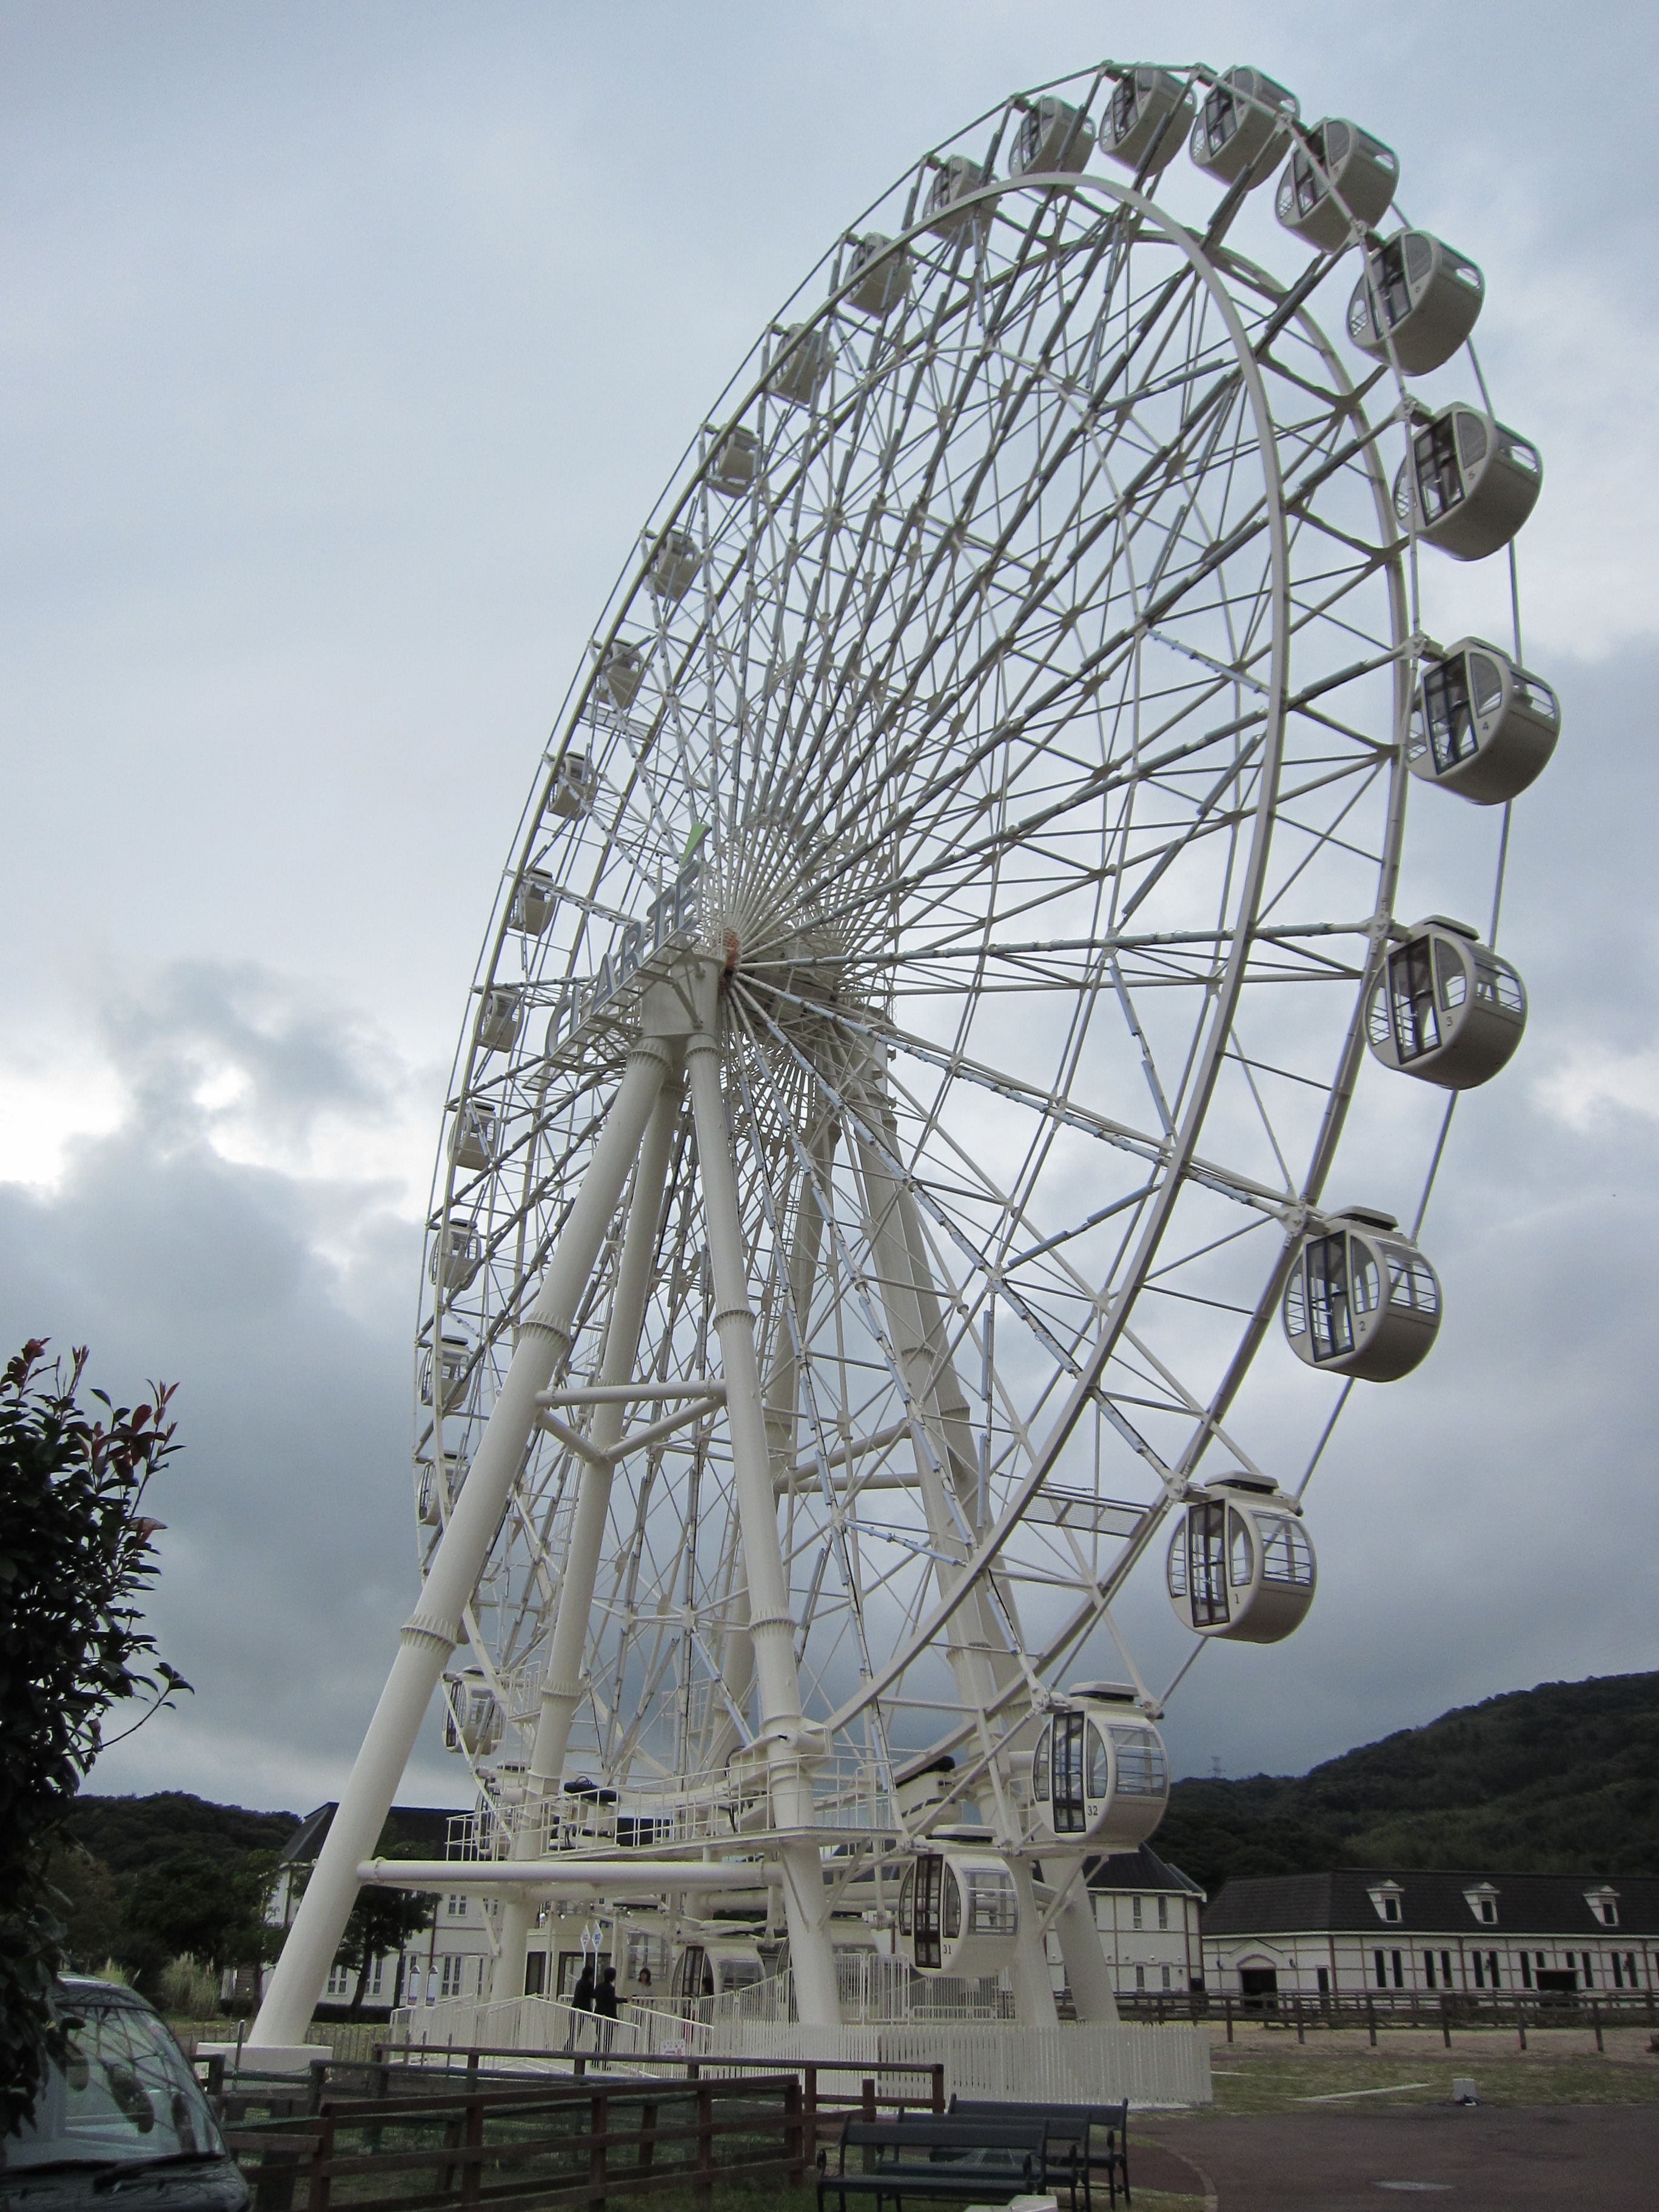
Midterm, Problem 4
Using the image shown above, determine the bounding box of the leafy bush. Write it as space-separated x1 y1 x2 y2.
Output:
156 1954 220 2019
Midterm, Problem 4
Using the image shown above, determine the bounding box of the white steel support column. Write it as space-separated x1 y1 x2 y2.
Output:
1054 1881 1121 2023
685 964 840 2028
1007 1858 1061 2028
494 1066 684 1998
249 1033 673 2053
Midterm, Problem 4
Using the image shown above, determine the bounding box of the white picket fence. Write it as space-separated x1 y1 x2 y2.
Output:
389 1994 1212 2108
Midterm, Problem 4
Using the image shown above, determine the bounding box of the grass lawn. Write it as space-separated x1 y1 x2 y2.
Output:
1199 2047 1659 2115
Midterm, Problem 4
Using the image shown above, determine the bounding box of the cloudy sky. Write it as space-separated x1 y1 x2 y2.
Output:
4 0 1657 1821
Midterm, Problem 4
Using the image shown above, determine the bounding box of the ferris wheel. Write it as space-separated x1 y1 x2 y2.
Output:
253 58 1554 2049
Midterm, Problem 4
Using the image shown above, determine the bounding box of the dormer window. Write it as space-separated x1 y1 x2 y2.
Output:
1464 1883 1500 1927
1586 1886 1620 1928
1369 1882 1404 1925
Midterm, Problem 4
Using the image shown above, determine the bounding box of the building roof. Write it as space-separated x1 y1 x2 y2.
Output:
1202 1869 1659 1940
1084 1843 1206 1900
278 1802 458 1866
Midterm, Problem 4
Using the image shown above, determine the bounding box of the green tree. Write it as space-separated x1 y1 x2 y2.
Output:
332 1845 438 2016
0 1339 189 2134
118 1851 278 1990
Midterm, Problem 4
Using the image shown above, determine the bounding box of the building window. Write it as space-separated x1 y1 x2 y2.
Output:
1135 1966 1146 1992
1132 1897 1143 1930
325 1964 352 1999
1370 1883 1405 1924
1586 1889 1619 1928
1161 1966 1171 1992
440 1954 463 1999
1392 1950 1404 1989
1627 1952 1640 1988
1375 1949 1387 1991
1486 1950 1500 1989
1520 1954 1532 1990
447 1894 467 1918
1158 1897 1169 1931
1481 1899 1496 1923
1472 1952 1484 1989
1317 1967 1330 1996
1581 1954 1594 1989
368 1955 384 1999
1442 1949 1453 1988
1424 1951 1436 1990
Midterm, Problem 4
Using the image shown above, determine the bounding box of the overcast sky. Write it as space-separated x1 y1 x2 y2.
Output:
4 0 1657 1822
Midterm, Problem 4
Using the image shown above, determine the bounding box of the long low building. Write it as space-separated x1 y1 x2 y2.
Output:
1202 1869 1658 2005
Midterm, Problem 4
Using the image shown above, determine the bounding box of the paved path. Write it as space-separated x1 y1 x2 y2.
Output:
1144 2103 1659 2208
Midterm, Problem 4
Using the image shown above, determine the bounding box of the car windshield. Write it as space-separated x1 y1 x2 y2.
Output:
2 1993 226 2172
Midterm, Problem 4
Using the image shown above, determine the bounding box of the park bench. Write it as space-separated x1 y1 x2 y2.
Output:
817 2114 1056 2212
949 2098 1130 2212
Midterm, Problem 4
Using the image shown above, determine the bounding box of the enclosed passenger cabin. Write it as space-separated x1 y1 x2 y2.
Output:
1347 230 1484 375
511 868 555 934
477 985 523 1053
1367 917 1527 1090
924 153 988 238
669 1936 765 2013
1189 67 1298 187
1030 1686 1170 1851
1009 96 1096 178
1282 1208 1441 1382
1407 638 1560 806
597 640 644 710
1396 404 1542 562
428 1219 483 1294
771 323 834 409
1167 1474 1316 1644
1275 119 1397 250
450 1101 497 1173
1101 68 1195 176
843 232 911 318
707 424 760 496
419 1332 470 1412
897 1846 1019 1979
443 1666 501 1757
417 1453 464 1527
648 528 700 602
549 751 599 820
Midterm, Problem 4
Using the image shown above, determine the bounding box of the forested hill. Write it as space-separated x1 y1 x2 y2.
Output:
62 1791 300 1874
1157 1671 1659 1898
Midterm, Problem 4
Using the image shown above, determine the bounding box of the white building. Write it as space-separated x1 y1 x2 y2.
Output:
1202 1868 1659 2007
1071 1845 1206 2000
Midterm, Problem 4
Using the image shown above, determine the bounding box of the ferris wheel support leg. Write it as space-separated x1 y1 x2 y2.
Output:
495 1065 685 2000
686 967 839 2029
1053 1882 1120 2024
1008 1857 1060 2027
249 1036 673 2055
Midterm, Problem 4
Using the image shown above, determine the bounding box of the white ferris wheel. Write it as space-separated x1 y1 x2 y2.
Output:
255 57 1555 2048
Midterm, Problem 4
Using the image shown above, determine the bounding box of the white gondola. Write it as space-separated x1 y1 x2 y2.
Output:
1406 637 1560 806
1395 404 1542 561
1030 1686 1170 1849
419 1332 469 1412
1367 917 1527 1090
1009 96 1095 179
843 232 911 319
897 1845 1020 1978
1282 1208 1441 1382
597 640 644 711
669 1934 765 2011
1347 230 1484 376
510 868 555 934
648 528 700 602
477 985 522 1053
417 1454 464 1527
549 751 600 820
1101 69 1194 176
1190 67 1298 187
1167 1475 1316 1644
707 425 760 497
771 323 834 408
924 154 987 238
449 1101 497 1173
1275 120 1397 250
443 1666 501 1757
428 1219 483 1293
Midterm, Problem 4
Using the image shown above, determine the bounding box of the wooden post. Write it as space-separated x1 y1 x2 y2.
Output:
1516 2000 1527 2053
637 2100 658 2177
306 2061 328 2116
1366 1994 1376 2048
463 2094 486 2211
861 2079 876 2124
1293 1994 1304 2046
304 2114 334 2212
1592 2001 1604 2054
466 2050 480 2095
695 2086 715 2212
589 2090 608 2212
785 2077 803 2187
1441 1996 1452 2051
804 2066 817 2157
931 2063 944 2116
1225 1996 1234 2045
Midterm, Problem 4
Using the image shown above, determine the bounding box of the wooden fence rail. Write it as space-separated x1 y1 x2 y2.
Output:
224 2073 805 2212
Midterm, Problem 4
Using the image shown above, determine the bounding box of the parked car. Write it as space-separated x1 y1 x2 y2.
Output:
0 1977 246 2211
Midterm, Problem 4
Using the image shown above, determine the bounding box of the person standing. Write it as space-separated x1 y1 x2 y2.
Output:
566 1959 595 2053
595 1964 619 2055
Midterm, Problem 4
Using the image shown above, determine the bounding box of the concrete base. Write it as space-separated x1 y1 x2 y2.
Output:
196 2043 330 2074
